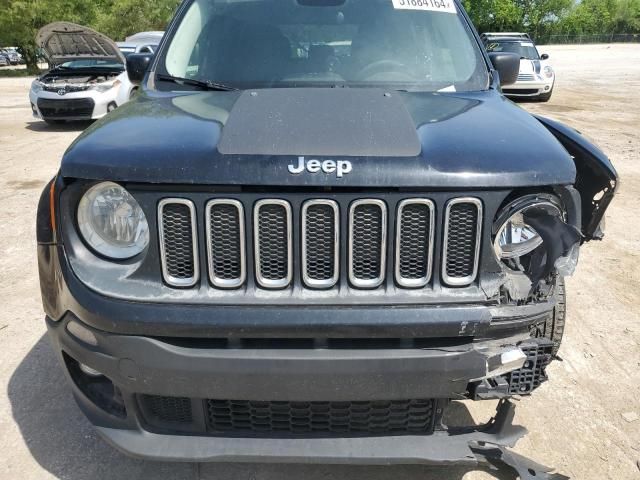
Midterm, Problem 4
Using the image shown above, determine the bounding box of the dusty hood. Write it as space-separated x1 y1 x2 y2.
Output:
61 88 576 189
37 22 125 65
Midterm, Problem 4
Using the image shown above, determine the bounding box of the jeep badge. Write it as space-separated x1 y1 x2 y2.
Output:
288 156 353 178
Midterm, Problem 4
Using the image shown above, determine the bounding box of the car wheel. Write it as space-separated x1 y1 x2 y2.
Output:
129 87 139 100
532 277 566 355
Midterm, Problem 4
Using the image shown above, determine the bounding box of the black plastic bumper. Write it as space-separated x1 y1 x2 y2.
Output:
47 315 562 472
48 314 496 403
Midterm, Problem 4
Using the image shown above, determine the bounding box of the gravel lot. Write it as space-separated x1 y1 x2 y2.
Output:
0 44 638 480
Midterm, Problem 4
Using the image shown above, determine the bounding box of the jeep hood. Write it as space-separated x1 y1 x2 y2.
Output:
37 22 124 66
61 88 576 189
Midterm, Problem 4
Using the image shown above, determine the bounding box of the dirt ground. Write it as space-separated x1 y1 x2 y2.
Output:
0 44 638 480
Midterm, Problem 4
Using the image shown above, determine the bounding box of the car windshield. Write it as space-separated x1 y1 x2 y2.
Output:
487 41 539 60
58 59 124 70
159 0 489 92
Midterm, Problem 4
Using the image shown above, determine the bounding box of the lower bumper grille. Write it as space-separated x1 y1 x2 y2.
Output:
37 98 95 119
139 396 436 438
503 88 541 96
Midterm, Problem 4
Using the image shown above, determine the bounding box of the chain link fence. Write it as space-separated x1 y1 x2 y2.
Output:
540 33 640 44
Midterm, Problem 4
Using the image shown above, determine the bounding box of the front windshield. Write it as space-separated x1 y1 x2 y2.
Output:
487 41 540 60
58 59 124 70
160 0 489 92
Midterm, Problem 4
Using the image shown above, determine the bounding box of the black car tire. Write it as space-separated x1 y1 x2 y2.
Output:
534 277 566 355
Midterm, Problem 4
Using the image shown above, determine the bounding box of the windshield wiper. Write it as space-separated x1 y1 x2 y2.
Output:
156 74 238 91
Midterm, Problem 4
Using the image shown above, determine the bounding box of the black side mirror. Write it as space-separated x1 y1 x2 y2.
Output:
541 53 550 60
126 53 154 85
489 52 520 86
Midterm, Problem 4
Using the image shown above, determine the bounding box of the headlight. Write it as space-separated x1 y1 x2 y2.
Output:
494 200 562 261
92 79 121 93
77 182 149 259
31 80 43 93
543 66 554 79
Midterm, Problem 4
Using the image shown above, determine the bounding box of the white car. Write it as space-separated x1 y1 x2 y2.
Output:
29 22 136 124
482 33 555 102
117 31 164 58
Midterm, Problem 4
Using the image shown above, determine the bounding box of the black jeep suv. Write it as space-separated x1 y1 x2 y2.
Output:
37 0 617 475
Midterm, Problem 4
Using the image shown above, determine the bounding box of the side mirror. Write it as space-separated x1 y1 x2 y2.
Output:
126 53 154 85
489 52 520 86
541 53 550 60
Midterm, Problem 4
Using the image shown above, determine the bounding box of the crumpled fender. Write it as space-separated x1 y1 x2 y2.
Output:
535 115 618 241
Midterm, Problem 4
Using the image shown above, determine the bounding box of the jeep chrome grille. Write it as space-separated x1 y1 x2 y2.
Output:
302 200 339 288
158 196 483 290
349 200 387 288
254 200 293 289
442 198 483 286
396 199 435 288
206 200 245 288
158 199 199 287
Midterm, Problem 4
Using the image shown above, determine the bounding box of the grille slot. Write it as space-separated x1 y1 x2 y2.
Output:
206 200 245 288
395 199 435 288
206 399 435 437
254 200 293 289
158 199 199 287
517 73 536 82
302 200 339 288
442 198 482 286
141 395 193 424
349 200 387 288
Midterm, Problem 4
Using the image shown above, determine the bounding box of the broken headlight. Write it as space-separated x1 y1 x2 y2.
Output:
77 182 149 259
493 196 563 264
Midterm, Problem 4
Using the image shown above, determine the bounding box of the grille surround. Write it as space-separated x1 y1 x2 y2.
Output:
302 200 340 289
254 199 293 289
442 198 483 287
348 199 388 289
154 194 486 293
205 199 246 289
395 199 435 288
158 198 199 287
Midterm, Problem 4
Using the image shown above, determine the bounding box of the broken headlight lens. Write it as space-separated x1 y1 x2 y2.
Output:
494 201 562 260
77 182 149 259
494 212 543 259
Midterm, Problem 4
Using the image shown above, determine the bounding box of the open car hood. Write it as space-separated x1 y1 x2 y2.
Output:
36 22 125 66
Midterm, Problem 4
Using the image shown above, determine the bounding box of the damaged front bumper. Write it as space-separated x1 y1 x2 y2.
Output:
47 312 559 470
99 401 567 479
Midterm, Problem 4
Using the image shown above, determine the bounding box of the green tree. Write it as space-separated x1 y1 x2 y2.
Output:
556 0 618 34
93 0 180 41
611 0 640 33
513 0 574 39
463 0 521 32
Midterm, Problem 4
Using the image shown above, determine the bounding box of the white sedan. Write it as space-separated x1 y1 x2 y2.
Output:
29 22 136 124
